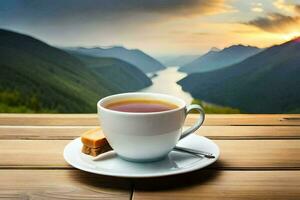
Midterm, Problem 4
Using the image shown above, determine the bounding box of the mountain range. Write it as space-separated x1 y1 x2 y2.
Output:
69 51 152 92
0 29 151 113
178 38 300 113
179 45 261 73
157 55 199 67
67 46 165 73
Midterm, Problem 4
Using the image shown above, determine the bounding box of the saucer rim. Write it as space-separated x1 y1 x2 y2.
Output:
63 135 220 178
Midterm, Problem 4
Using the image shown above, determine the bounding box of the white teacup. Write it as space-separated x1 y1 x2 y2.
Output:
97 92 205 162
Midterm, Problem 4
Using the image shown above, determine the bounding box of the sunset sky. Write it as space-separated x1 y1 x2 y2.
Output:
1 0 300 56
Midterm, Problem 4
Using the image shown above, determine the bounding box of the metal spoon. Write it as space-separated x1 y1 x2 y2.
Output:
92 146 215 161
174 146 215 159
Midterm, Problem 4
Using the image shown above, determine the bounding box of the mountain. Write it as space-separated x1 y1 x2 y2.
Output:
178 38 300 113
67 46 165 73
179 45 261 73
210 47 220 52
0 29 151 113
157 55 199 67
69 51 151 91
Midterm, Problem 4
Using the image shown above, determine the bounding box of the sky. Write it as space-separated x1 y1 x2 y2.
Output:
1 0 300 56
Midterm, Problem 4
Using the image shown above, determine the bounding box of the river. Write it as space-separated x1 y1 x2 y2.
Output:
140 67 193 103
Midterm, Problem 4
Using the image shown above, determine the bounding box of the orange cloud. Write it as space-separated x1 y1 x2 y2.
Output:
296 5 300 13
245 13 300 33
273 0 300 14
147 0 232 15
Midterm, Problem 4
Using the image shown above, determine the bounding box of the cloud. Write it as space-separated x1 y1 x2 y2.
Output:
130 0 231 15
295 5 300 13
251 2 263 13
0 0 236 39
0 0 231 24
251 7 264 13
273 0 300 14
246 1 300 33
231 30 258 34
192 32 210 35
245 12 300 33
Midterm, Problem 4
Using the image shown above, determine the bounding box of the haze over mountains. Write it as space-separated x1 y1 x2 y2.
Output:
1 28 299 114
157 55 199 67
178 38 300 113
179 45 261 73
70 51 152 92
0 29 151 113
67 46 165 73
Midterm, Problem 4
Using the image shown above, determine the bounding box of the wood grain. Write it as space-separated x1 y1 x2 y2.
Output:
0 114 300 199
1 125 300 140
214 140 300 169
1 139 300 169
198 125 300 139
133 170 300 200
0 126 97 140
0 114 98 126
185 114 300 126
0 140 69 168
0 169 130 200
1 114 300 126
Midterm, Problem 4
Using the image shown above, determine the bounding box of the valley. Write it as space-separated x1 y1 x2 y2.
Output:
0 28 299 114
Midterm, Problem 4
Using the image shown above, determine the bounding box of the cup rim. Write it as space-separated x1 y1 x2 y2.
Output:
97 92 186 115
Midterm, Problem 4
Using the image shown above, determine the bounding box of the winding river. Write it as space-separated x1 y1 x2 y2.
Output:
140 67 193 104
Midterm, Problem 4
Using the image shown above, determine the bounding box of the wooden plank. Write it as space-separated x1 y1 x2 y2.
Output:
185 114 300 126
0 114 300 126
198 126 300 139
0 140 69 168
214 140 300 169
1 125 300 140
133 170 300 200
0 114 99 126
0 169 130 200
1 140 300 169
0 126 97 140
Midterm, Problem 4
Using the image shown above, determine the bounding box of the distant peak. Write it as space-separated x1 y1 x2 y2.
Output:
89 46 124 50
290 36 300 43
230 44 245 48
109 45 125 49
210 47 220 52
223 44 259 51
90 47 103 50
76 45 127 50
227 44 245 49
280 36 300 47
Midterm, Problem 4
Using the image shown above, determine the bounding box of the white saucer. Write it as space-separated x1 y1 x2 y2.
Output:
63 134 220 178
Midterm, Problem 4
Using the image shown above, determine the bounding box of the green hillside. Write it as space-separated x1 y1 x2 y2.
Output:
67 46 166 73
192 99 241 114
178 38 300 113
0 29 151 113
69 51 152 91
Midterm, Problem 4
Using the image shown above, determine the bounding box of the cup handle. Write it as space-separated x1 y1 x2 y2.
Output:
180 104 205 140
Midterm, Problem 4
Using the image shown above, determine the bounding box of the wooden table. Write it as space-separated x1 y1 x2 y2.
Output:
1 114 300 199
